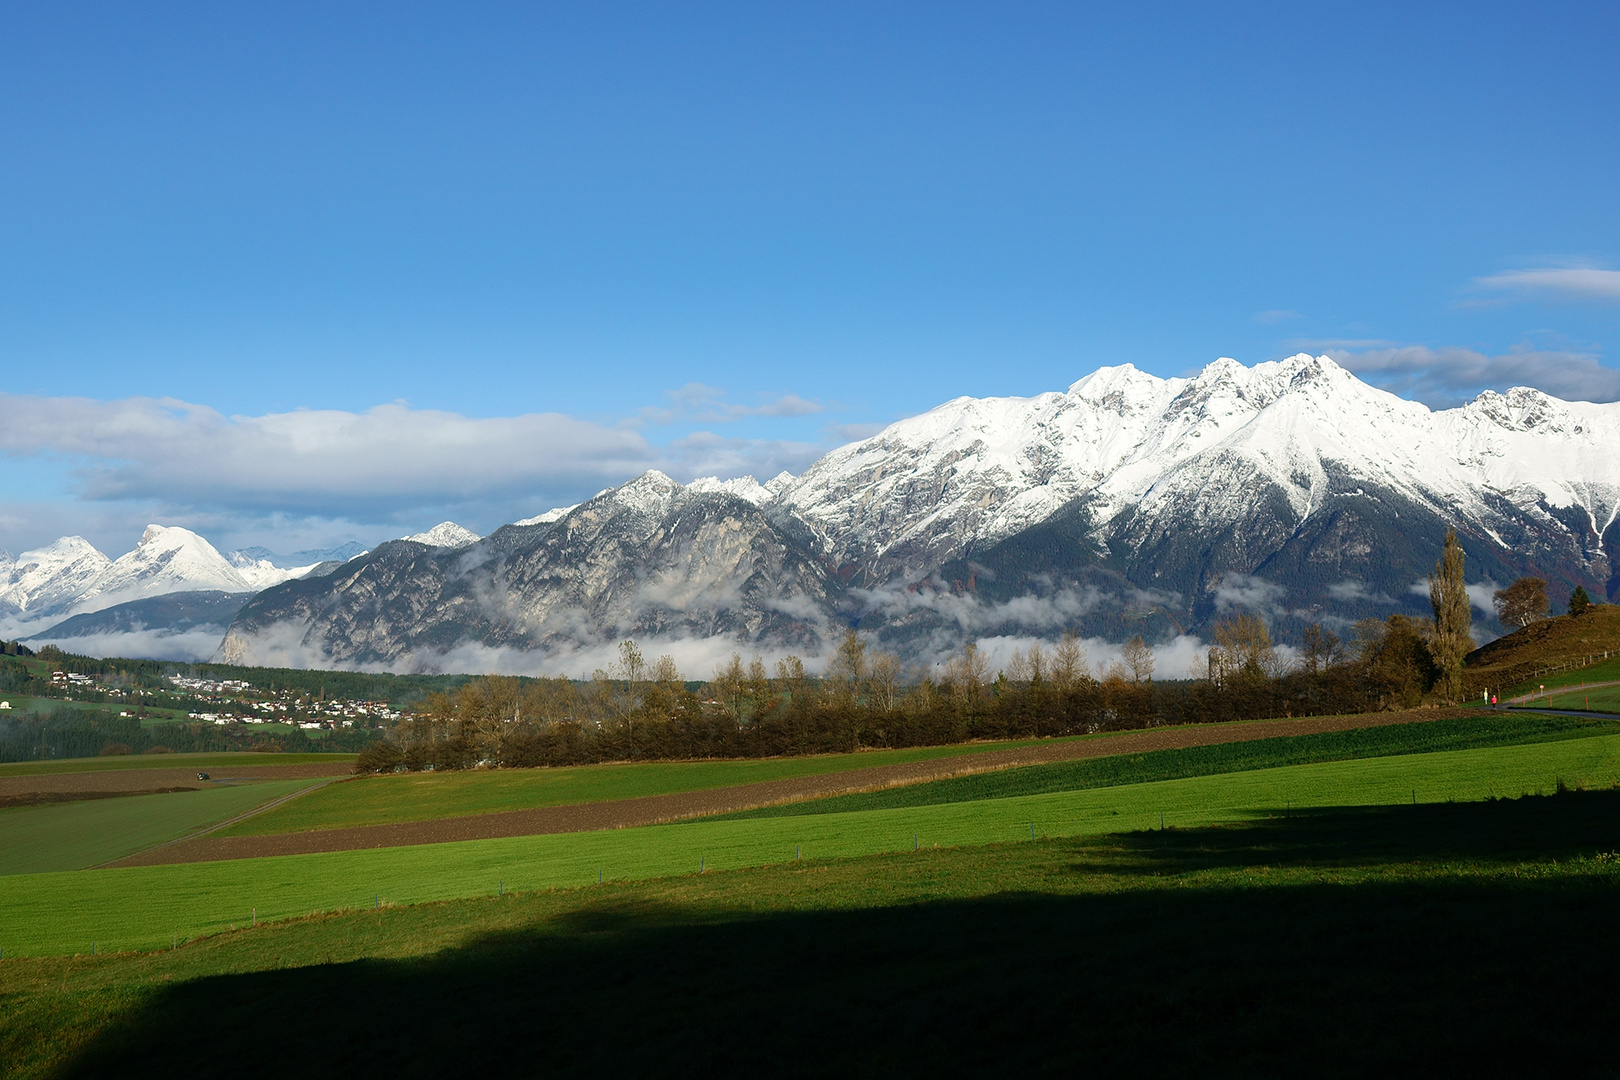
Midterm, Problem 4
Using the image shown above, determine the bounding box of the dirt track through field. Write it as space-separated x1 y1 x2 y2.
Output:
108 708 1473 868
0 762 355 802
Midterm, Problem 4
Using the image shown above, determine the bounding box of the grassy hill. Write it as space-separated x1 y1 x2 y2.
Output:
1464 604 1620 695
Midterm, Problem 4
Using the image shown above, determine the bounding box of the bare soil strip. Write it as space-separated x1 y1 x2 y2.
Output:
0 762 355 802
108 708 1472 868
0 787 196 810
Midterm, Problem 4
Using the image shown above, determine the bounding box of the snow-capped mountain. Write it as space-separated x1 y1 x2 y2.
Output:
0 525 319 623
401 522 482 548
220 354 1620 671
773 354 1620 585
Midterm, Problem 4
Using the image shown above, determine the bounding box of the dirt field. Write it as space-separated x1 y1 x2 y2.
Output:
0 762 356 802
108 708 1470 867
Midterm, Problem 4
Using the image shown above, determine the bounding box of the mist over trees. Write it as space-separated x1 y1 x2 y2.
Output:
361 606 1496 773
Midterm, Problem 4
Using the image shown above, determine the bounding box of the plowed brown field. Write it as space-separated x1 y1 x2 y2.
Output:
0 761 356 802
109 708 1470 868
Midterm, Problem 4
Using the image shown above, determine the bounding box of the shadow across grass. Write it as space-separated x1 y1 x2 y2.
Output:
54 792 1620 1079
1083 782 1620 877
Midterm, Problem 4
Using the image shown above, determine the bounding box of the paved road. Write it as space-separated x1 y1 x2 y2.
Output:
1503 678 1620 707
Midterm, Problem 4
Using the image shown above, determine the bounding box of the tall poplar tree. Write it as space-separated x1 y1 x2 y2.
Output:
1428 527 1471 701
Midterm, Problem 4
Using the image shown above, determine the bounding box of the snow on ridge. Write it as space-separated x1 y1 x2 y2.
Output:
687 475 775 505
773 353 1620 579
514 505 579 527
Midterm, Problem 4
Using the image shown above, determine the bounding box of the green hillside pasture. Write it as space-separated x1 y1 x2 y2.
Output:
1501 654 1620 698
709 713 1615 821
0 780 326 876
216 737 1068 837
4 734 1618 957
0 752 354 778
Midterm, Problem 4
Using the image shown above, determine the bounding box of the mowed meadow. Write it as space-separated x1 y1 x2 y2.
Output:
3 709 1620 1077
4 720 1619 956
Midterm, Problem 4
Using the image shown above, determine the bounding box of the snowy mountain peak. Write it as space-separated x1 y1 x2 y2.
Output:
607 470 683 515
402 522 482 548
0 536 114 615
687 475 775 505
1068 363 1184 408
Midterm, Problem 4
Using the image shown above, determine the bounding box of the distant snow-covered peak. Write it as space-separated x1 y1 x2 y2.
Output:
402 522 482 548
0 536 114 614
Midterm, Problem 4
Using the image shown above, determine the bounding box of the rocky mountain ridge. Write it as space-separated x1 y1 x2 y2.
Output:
217 355 1620 671
18 354 1620 670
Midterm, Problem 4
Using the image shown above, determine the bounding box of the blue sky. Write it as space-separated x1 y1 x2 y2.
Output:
3 1 1617 556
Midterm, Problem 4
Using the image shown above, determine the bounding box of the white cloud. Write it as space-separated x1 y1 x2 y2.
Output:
24 627 229 663
217 620 819 679
1475 267 1620 303
1211 573 1287 614
1406 578 1498 615
0 393 832 535
1328 344 1620 406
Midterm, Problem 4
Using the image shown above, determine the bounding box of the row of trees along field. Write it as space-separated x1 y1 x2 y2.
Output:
367 531 1588 771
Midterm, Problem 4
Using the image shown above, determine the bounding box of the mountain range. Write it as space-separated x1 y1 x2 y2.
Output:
14 354 1620 671
1 526 463 641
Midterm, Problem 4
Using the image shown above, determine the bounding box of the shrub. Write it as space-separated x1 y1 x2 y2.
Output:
354 740 405 774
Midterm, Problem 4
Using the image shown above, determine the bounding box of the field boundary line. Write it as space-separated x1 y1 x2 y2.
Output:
102 708 1478 868
90 777 346 869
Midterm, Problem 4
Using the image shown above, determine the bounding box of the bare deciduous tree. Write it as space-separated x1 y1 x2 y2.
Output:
1121 636 1155 684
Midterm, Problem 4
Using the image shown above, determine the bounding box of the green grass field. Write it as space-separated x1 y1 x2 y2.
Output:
4 787 1619 1078
0 752 354 778
214 737 1075 837
706 713 1615 821
1536 686 1620 712
0 779 329 876
5 734 1617 958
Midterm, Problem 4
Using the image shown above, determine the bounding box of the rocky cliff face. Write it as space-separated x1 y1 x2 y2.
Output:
219 354 1620 671
221 473 843 668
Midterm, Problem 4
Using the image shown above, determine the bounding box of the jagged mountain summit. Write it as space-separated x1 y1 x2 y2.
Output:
221 355 1620 671
401 522 482 548
0 525 317 624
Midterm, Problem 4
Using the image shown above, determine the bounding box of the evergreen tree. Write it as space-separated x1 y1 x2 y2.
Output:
1569 585 1593 617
